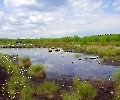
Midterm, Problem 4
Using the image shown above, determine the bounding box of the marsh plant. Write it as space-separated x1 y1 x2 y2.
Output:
75 82 97 100
36 81 59 94
18 56 31 68
72 77 97 100
113 82 120 100
6 74 30 97
28 64 46 78
61 90 80 100
72 76 80 86
20 84 35 100
112 70 120 81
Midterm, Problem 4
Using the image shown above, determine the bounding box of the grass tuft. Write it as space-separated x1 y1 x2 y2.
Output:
112 70 120 81
18 56 31 68
60 90 80 100
28 64 46 78
72 76 80 86
36 81 59 94
75 82 97 100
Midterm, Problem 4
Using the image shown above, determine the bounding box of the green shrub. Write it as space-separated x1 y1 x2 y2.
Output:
36 81 59 94
28 64 46 78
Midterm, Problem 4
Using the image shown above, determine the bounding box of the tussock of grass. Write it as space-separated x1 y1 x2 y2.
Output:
113 82 120 100
36 81 59 94
72 76 80 86
0 53 35 100
20 84 35 100
75 82 97 100
18 56 31 68
28 64 46 78
60 90 80 100
112 70 120 81
6 74 30 96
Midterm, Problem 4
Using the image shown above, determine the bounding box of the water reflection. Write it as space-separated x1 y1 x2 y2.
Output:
0 48 119 80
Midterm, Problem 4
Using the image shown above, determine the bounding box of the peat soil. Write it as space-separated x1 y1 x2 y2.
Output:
0 65 9 100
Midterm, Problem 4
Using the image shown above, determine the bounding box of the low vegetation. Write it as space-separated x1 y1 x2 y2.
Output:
0 52 35 100
75 82 97 100
112 70 120 81
61 90 80 100
28 64 46 78
36 81 59 94
20 84 35 100
18 56 31 68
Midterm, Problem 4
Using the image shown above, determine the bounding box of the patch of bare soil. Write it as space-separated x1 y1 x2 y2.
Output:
0 65 9 100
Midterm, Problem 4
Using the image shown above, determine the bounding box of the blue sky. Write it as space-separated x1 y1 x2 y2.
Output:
0 0 120 38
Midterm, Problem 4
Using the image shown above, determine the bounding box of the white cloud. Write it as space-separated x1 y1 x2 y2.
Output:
0 0 120 38
112 0 120 11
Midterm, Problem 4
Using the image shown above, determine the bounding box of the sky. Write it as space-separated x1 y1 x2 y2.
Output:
0 0 120 39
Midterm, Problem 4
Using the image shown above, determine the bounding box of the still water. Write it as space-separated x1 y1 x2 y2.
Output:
0 48 119 80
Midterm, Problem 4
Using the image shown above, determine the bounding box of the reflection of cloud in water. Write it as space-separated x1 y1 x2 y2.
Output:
33 52 41 56
44 63 68 76
0 48 119 80
41 55 46 59
44 63 54 69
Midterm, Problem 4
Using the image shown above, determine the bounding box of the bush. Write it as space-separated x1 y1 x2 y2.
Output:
28 64 46 78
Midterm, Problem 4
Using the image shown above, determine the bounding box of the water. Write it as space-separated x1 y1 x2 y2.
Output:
0 48 119 80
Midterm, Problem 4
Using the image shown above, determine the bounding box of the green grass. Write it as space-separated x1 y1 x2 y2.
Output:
75 82 97 100
6 74 30 97
72 76 80 86
20 84 35 100
0 52 35 100
112 70 120 81
60 90 80 100
72 77 97 100
36 81 59 94
18 56 31 68
28 64 46 78
113 82 120 100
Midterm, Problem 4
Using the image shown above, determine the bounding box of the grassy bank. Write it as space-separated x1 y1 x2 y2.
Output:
0 34 120 48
